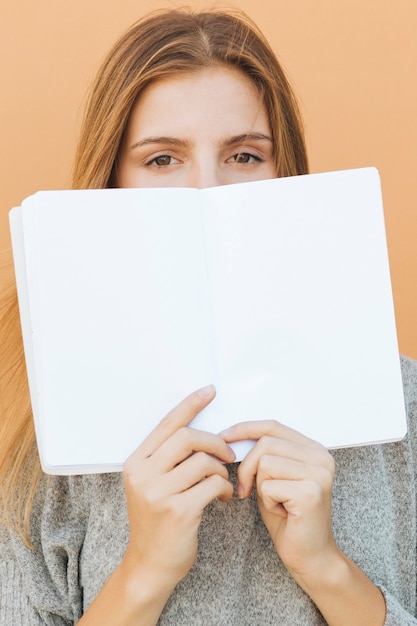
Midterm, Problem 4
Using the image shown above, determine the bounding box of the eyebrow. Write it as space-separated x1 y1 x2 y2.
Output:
130 137 189 150
129 132 273 151
221 133 273 147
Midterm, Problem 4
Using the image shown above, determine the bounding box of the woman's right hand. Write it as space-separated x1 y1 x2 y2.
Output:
79 385 234 626
122 384 235 595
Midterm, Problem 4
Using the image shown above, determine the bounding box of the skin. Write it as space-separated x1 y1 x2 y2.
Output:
116 66 276 189
80 67 386 625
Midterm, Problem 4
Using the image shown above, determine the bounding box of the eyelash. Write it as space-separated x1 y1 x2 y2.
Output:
228 152 263 164
146 151 264 168
146 155 178 167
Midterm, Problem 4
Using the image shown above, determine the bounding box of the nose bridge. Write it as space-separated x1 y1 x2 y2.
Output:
188 158 222 189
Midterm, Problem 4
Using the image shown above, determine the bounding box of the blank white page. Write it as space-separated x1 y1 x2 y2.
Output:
20 188 214 472
196 168 406 450
11 169 407 473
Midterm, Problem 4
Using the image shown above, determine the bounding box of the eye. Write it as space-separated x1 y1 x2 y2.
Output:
147 155 177 167
228 152 262 164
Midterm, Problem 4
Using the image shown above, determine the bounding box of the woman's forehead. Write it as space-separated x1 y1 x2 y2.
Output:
124 67 270 142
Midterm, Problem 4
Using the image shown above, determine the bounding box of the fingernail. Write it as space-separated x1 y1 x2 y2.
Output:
237 483 245 499
197 384 216 398
227 445 236 460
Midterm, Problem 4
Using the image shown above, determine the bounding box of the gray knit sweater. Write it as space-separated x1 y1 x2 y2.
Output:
1 356 417 625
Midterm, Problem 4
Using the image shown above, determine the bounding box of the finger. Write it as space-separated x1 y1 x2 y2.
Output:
241 434 329 465
221 420 323 449
180 472 234 509
257 454 317 483
256 455 334 505
135 385 216 459
162 451 230 494
129 453 231 510
237 436 334 498
258 478 329 518
153 427 235 472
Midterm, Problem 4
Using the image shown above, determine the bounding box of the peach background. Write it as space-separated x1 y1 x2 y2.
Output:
1 0 416 357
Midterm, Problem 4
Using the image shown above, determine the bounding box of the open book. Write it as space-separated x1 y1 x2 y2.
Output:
9 168 407 474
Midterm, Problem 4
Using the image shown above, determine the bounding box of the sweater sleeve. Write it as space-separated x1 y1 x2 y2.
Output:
380 586 417 625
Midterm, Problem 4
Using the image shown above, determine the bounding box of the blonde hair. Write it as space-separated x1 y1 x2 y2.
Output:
0 251 41 545
72 8 308 188
1 7 308 544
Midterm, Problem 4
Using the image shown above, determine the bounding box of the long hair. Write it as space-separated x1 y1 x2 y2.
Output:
72 8 308 188
1 8 308 545
0 251 41 545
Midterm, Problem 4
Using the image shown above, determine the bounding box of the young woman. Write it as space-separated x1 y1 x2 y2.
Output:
1 8 417 625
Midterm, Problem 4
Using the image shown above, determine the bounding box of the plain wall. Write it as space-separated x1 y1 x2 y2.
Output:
1 0 416 357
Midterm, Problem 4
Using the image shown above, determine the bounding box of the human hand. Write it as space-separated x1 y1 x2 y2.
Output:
220 420 337 585
122 385 235 594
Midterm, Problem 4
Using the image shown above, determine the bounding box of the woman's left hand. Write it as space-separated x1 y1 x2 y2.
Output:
220 420 337 585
